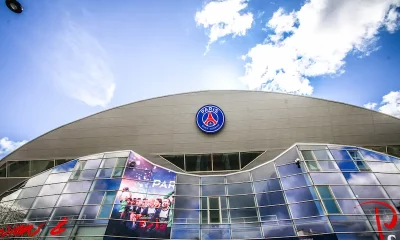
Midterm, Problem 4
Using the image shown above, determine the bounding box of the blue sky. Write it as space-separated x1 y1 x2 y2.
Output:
1 0 399 159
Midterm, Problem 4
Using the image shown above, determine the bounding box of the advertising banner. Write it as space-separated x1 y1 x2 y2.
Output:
105 152 176 239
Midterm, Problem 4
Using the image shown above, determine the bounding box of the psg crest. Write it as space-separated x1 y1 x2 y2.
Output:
196 104 225 134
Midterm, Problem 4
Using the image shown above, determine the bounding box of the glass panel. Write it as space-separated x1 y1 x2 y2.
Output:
84 191 105 205
329 215 373 232
313 150 333 160
13 197 35 210
229 195 255 208
251 163 278 181
176 184 200 196
103 191 116 204
301 150 315 160
240 151 263 168
201 176 225 184
176 174 199 184
171 224 200 239
115 157 127 168
63 181 92 194
259 205 290 221
98 205 113 218
231 226 262 239
209 198 220 223
335 160 359 171
330 150 352 160
45 172 72 184
229 208 258 223
294 216 332 234
56 193 87 206
281 174 311 190
70 169 97 180
51 160 77 173
374 173 400 185
316 186 333 199
96 168 113 178
75 226 106 236
80 205 100 219
39 183 65 196
162 155 185 169
212 152 239 171
384 186 400 199
322 199 341 214
289 201 325 218
19 186 42 198
318 160 340 171
185 154 212 171
55 159 68 166
351 185 388 198
354 160 370 171
0 189 21 202
343 172 380 185
277 163 305 177
348 150 363 160
284 187 318 203
262 220 295 238
26 208 52 221
83 159 102 169
31 160 54 176
388 145 400 157
112 168 124 177
0 164 6 177
7 161 30 177
227 182 252 195
201 228 229 239
253 179 281 193
306 161 321 171
330 186 355 199
173 209 200 224
52 206 81 220
32 195 60 208
101 158 118 168
336 199 364 214
104 152 128 158
24 170 51 188
91 179 122 191
202 185 225 196
366 161 398 172
359 149 389 161
175 196 200 209
310 173 347 185
256 191 285 206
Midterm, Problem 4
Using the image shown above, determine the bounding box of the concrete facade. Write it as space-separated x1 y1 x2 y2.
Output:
1 90 400 193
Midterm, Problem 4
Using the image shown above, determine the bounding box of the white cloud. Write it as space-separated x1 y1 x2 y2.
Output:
0 137 28 160
364 102 378 110
195 0 254 53
378 91 400 118
49 17 116 107
240 0 400 95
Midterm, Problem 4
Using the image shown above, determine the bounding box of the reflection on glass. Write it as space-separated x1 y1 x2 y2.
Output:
229 195 255 208
91 179 122 191
52 206 82 220
335 160 359 171
253 179 281 193
277 163 304 177
98 205 113 218
313 150 333 160
201 176 225 184
336 200 364 214
351 185 388 198
202 185 225 196
231 226 262 239
175 196 200 209
19 186 43 199
329 215 373 232
32 195 60 208
229 208 258 223
367 161 399 173
103 191 116 204
83 159 102 170
112 168 124 177
63 181 92 194
26 208 52 221
310 173 347 185
262 220 295 238
96 168 113 178
176 174 200 184
306 161 321 172
359 149 389 161
7 161 30 177
289 201 324 218
318 161 340 171
51 160 77 173
343 172 380 185
24 170 52 188
383 186 400 199
284 187 318 203
101 158 118 168
70 169 97 180
330 186 355 199
227 182 252 195
56 193 87 207
13 197 35 210
80 205 101 220
256 192 285 206
258 205 290 221
212 152 239 171
251 163 278 181
294 216 332 234
85 191 105 205
330 150 352 160
281 174 311 190
30 160 54 176
176 184 199 196
45 172 72 184
316 186 341 214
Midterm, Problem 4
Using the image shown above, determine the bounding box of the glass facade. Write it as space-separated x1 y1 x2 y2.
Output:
1 145 400 239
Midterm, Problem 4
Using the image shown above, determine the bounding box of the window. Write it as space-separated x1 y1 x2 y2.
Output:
240 152 263 168
316 186 341 214
301 150 321 171
0 164 6 177
208 197 221 223
387 145 400 157
7 161 30 177
162 155 185 169
19 186 42 198
83 159 102 169
30 160 54 176
284 187 318 204
185 154 211 171
310 173 347 185
347 150 370 171
212 153 239 171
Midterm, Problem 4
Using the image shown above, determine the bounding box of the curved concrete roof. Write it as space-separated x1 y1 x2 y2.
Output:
2 90 400 172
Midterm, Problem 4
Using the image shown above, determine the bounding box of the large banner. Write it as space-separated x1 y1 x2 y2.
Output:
105 152 176 239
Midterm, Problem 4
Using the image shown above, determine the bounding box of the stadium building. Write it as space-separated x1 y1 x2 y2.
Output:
0 90 400 240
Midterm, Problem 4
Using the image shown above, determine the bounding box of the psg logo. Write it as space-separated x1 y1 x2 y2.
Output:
196 104 225 134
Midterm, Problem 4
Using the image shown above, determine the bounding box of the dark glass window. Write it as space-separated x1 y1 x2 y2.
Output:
7 161 30 177
259 205 290 221
30 160 54 176
256 191 285 206
229 208 258 223
289 201 325 218
229 195 255 208
162 155 185 169
284 187 318 203
240 152 263 168
115 158 127 168
56 193 87 207
301 150 315 160
63 181 91 194
55 159 68 166
208 197 221 223
348 150 363 160
231 226 262 239
212 153 239 171
388 145 400 157
253 179 281 193
39 183 65 196
227 182 252 195
185 154 211 171
277 163 305 177
316 186 341 214
19 186 42 199
175 196 200 209
0 164 6 177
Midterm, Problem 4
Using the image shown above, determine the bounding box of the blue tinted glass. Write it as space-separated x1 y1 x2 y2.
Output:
281 174 311 190
229 195 255 208
335 160 359 171
294 216 332 234
336 233 377 240
229 208 258 223
253 179 281 193
91 179 122 191
85 191 105 204
342 172 379 185
201 185 226 196
97 168 113 178
262 220 295 238
277 163 304 177
201 228 230 239
51 160 77 173
175 196 200 209
330 150 352 160
227 183 252 195
259 205 290 221
171 224 200 239
231 226 262 239
256 191 285 206
289 201 324 218
285 187 318 203
316 186 333 199
98 205 113 218
80 205 101 219
323 199 341 213
359 149 389 161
